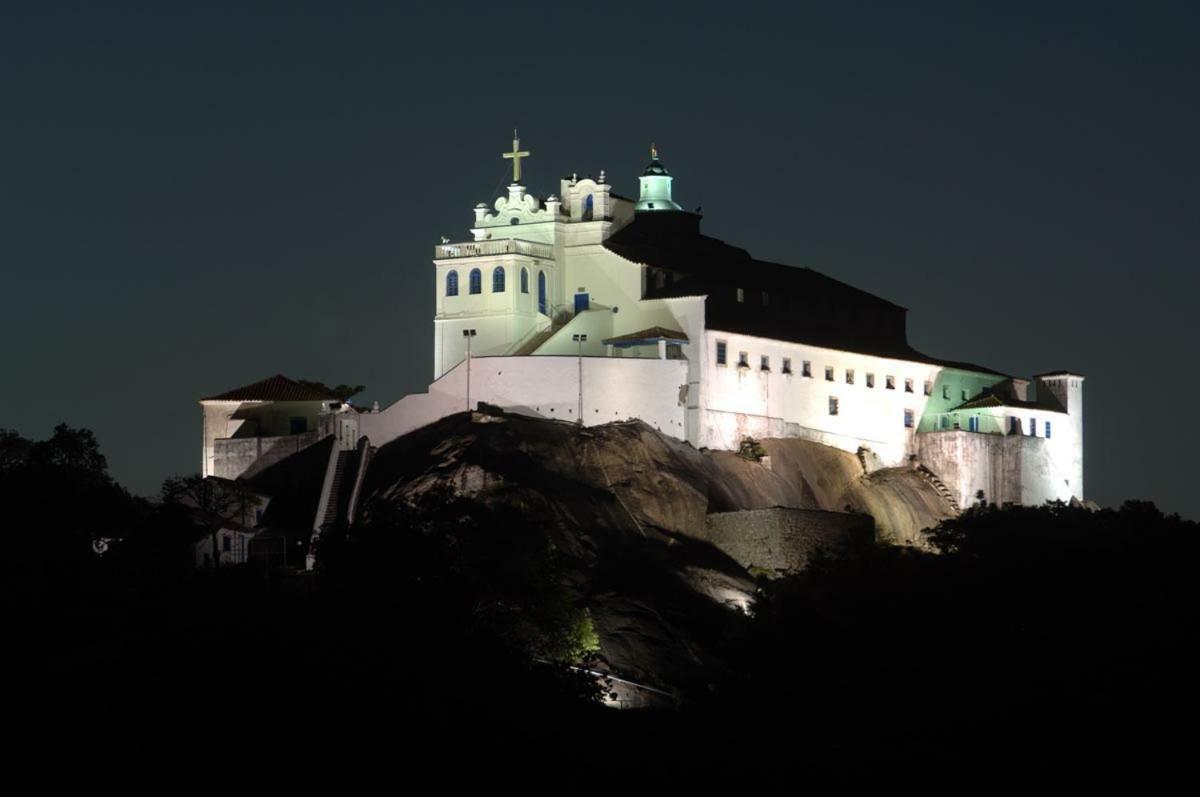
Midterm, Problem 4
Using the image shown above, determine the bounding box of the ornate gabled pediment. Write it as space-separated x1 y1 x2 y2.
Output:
477 185 553 228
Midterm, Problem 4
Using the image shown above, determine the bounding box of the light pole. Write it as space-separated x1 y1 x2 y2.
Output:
462 328 477 412
572 333 587 424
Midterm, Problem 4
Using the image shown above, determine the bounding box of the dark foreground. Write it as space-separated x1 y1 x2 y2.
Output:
7 428 1200 786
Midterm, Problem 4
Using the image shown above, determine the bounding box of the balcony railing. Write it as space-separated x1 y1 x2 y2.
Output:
435 239 554 260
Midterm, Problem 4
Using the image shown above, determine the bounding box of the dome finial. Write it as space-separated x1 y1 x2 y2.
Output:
650 142 658 159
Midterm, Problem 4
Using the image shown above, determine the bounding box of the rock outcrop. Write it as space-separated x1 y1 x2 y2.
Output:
352 410 957 701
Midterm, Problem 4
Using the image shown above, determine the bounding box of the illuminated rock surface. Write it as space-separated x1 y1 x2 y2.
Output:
354 409 956 702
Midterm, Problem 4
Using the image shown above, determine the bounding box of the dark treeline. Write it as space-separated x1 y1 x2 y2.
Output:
8 426 1198 786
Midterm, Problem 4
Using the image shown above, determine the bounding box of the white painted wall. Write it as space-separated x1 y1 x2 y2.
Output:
698 330 941 464
360 355 690 446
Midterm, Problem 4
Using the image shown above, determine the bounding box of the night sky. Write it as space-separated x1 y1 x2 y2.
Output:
2 3 1197 518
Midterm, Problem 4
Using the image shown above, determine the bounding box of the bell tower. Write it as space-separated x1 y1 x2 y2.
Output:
636 144 683 212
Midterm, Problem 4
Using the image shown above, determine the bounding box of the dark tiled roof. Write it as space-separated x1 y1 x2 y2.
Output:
602 326 689 345
953 393 1066 414
200 374 339 402
605 211 1005 377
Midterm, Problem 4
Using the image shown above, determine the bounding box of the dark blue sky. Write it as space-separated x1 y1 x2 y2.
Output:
2 2 1197 517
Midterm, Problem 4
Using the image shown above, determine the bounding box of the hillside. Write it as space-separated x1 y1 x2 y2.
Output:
353 409 956 701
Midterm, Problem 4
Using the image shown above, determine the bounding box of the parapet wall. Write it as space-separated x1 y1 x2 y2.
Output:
700 507 874 576
361 355 689 448
212 430 323 480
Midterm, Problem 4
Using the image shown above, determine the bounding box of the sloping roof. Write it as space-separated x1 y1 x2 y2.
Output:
607 211 905 311
953 392 1067 414
200 374 339 402
605 211 1005 376
602 326 689 345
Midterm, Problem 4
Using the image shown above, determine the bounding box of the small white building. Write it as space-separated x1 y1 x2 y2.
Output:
200 136 1085 551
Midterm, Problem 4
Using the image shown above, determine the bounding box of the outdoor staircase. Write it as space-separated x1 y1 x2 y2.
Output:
511 322 562 356
917 464 961 514
321 450 360 527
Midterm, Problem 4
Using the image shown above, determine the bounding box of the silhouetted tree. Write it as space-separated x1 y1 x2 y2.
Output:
161 474 256 569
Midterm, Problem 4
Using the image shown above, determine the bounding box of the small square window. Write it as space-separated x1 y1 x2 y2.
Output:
782 357 792 374
1045 421 1052 438
760 355 770 371
886 375 896 390
716 341 727 366
904 409 914 428
904 378 914 393
825 366 834 381
802 360 812 377
866 373 875 388
738 351 749 368
829 396 839 416
924 380 933 396
942 385 950 400
845 369 855 385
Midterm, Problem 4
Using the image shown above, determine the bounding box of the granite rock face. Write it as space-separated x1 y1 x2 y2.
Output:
354 411 956 701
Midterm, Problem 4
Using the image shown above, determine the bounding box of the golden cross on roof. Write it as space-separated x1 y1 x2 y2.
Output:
650 142 658 159
502 129 530 183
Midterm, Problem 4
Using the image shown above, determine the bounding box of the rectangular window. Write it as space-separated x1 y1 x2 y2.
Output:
738 351 749 368
942 385 950 400
782 357 792 374
845 368 855 385
905 378 914 393
1009 416 1020 434
829 396 839 416
968 416 979 433
962 389 968 401
1029 417 1036 436
924 380 932 396
716 341 727 366
886 375 896 390
736 288 744 303
222 536 231 552
825 366 834 381
802 360 812 377
904 409 914 428
760 355 770 371
1045 421 1052 438
866 373 875 388
940 416 949 430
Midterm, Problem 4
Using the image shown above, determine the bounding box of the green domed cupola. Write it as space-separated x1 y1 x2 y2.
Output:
636 144 683 211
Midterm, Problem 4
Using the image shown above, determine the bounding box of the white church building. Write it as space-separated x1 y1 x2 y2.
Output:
201 136 1084 548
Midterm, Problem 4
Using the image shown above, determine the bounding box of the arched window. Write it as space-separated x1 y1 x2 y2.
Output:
446 270 459 297
492 266 506 293
582 194 594 221
469 268 482 294
520 267 529 294
537 271 547 315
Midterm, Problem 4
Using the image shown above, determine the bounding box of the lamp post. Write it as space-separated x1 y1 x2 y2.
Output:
572 333 587 424
462 328 477 412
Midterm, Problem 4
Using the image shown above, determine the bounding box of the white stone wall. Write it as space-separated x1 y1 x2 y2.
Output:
360 355 689 446
697 330 942 463
433 254 553 379
918 430 1077 507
